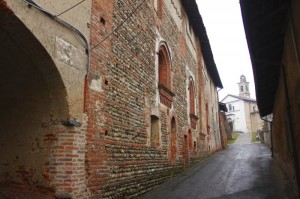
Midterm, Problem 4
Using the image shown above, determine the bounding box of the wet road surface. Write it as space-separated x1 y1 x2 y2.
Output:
140 138 295 199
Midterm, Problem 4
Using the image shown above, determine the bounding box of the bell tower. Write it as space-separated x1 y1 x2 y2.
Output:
238 75 250 98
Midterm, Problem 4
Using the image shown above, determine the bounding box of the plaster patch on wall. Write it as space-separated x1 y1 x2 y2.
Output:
55 36 85 70
90 76 102 93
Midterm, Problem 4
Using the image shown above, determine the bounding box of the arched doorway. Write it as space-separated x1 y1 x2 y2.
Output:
183 134 189 168
170 117 177 163
0 9 69 198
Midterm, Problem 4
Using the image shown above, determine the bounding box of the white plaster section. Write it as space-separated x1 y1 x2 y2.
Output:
164 0 182 30
154 0 158 11
185 21 197 59
181 15 197 61
90 76 103 93
55 36 85 71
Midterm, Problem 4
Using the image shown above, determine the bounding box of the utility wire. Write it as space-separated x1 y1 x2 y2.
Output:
56 0 87 17
90 0 147 51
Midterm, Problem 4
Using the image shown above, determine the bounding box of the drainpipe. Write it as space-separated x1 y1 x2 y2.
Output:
282 63 300 196
217 88 224 149
260 116 273 157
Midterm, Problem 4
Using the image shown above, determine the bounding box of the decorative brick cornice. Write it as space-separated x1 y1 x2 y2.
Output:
190 113 198 129
199 132 206 140
158 83 175 108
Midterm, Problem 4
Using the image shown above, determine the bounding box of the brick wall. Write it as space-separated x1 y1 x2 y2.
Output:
86 0 215 197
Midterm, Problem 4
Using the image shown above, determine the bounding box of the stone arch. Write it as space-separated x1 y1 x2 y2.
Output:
0 9 70 198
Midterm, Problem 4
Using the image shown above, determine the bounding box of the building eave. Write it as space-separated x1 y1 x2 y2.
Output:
240 0 289 116
180 0 223 88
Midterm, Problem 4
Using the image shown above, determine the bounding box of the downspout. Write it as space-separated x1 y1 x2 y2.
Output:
25 0 91 112
282 63 300 196
217 88 224 149
260 116 273 157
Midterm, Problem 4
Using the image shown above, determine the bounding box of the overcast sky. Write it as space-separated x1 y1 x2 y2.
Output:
196 0 256 101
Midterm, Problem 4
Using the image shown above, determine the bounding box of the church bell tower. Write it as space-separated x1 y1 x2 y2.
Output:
238 75 250 98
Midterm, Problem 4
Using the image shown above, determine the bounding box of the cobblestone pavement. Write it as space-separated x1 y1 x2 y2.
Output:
139 143 296 199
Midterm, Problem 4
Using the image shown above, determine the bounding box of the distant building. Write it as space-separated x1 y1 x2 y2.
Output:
221 75 263 133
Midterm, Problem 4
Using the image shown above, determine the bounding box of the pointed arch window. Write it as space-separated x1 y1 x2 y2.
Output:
158 44 175 108
189 77 198 129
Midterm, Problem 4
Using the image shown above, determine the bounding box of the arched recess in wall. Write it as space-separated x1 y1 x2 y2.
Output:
206 103 210 134
170 117 177 163
158 42 175 108
151 115 160 148
0 9 69 197
189 77 198 129
183 134 189 168
188 129 193 150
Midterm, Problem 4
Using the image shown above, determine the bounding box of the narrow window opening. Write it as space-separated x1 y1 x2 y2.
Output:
188 130 192 150
151 115 160 148
100 17 106 25
170 117 177 162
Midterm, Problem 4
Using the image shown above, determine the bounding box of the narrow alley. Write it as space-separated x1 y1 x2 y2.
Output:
1 0 300 198
140 134 295 199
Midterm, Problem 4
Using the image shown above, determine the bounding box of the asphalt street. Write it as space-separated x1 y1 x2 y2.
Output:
139 133 296 199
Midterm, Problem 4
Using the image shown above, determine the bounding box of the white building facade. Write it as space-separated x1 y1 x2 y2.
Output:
221 75 262 133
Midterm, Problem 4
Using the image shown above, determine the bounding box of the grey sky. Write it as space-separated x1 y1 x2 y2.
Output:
196 0 256 100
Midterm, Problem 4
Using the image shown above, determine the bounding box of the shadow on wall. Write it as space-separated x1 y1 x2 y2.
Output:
0 8 69 198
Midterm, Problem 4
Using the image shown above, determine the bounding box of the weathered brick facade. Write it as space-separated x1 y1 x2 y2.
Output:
0 0 223 198
85 0 222 197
